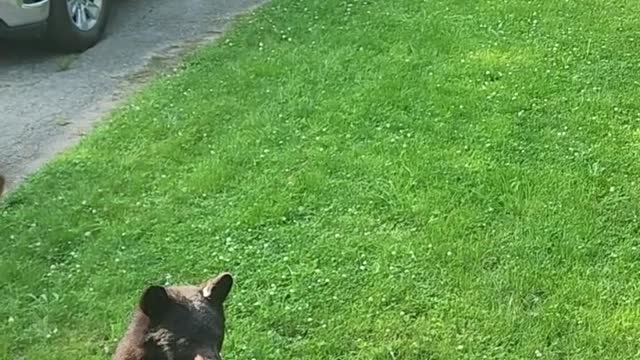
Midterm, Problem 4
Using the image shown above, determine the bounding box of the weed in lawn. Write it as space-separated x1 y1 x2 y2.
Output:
55 54 78 72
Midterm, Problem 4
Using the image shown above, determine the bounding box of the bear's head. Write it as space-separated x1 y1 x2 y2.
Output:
113 273 233 360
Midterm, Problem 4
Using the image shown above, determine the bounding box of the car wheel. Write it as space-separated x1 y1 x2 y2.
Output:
47 0 111 53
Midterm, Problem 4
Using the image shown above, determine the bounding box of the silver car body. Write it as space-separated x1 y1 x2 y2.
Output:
0 0 49 28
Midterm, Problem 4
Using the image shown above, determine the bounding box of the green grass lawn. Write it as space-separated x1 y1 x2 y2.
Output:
2 0 640 358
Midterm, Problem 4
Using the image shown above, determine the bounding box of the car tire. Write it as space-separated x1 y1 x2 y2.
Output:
47 0 111 53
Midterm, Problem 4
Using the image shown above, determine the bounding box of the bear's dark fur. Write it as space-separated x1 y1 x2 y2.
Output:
113 273 233 360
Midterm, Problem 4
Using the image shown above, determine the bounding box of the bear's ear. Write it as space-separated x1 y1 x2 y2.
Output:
201 272 233 304
139 286 172 320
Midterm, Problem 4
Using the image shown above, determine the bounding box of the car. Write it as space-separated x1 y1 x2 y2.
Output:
0 0 110 52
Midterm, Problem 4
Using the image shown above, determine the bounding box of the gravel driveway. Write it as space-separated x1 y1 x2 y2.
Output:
0 0 265 192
